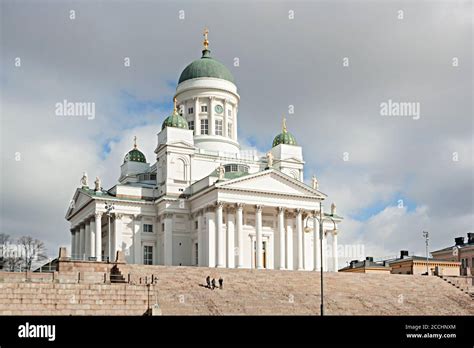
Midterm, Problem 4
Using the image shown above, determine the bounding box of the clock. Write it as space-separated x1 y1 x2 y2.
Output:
215 105 223 114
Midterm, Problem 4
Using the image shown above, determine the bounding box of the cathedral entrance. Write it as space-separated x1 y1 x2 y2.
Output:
253 240 267 269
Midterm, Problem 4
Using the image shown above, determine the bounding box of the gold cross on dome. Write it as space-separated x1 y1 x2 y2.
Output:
203 27 209 49
133 136 137 149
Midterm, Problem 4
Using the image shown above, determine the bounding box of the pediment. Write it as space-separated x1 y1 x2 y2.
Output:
65 189 93 219
216 170 326 198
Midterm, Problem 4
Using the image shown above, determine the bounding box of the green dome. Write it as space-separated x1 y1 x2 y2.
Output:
178 49 234 84
124 148 146 163
161 110 189 130
272 132 297 147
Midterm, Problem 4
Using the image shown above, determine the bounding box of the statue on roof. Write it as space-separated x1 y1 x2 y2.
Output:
217 164 225 180
94 176 101 192
311 175 319 190
331 202 337 215
80 172 88 188
266 152 274 168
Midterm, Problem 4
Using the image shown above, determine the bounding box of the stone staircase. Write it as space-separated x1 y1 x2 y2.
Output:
0 265 473 315
440 276 474 299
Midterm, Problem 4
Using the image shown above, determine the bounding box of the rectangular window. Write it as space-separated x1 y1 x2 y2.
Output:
143 224 153 233
201 105 208 113
227 123 232 137
161 223 164 232
188 120 194 130
195 243 198 265
188 107 194 114
195 221 198 229
201 119 209 134
215 119 223 136
143 246 153 265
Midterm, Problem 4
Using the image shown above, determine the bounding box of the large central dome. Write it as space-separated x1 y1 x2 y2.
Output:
178 49 234 84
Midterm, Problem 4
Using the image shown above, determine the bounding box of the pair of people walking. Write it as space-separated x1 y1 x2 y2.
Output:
206 275 223 290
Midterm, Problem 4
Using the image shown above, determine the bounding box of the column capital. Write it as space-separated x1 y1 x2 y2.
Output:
193 96 198 101
236 203 244 210
255 205 263 212
114 213 123 220
133 214 142 220
216 201 224 209
95 211 103 219
278 207 285 214
296 208 304 216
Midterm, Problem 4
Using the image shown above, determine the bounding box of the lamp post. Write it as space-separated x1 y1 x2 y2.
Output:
423 231 429 275
304 202 337 316
105 202 115 263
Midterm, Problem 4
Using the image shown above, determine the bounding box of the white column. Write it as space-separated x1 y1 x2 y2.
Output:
79 224 85 260
163 214 173 266
95 212 102 261
70 230 76 259
226 207 235 268
194 97 200 135
286 214 293 270
278 207 286 270
90 218 96 258
232 104 238 141
332 230 338 272
113 214 123 262
133 215 142 264
256 205 263 269
74 228 80 259
296 209 303 270
322 230 327 272
236 203 244 268
209 96 215 135
223 99 228 138
313 211 320 271
216 202 224 268
197 211 204 266
84 221 91 259
206 208 216 267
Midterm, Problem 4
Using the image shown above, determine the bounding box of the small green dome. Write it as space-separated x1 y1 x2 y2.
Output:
272 132 297 147
161 111 189 130
178 49 234 84
272 117 297 147
124 148 146 163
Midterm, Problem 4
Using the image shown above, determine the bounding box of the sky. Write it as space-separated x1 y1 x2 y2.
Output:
0 0 472 264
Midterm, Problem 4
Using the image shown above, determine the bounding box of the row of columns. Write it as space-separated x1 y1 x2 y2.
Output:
195 202 338 271
71 212 103 261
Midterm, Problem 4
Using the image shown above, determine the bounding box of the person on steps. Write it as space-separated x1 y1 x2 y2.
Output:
218 277 223 290
206 275 211 289
211 278 216 290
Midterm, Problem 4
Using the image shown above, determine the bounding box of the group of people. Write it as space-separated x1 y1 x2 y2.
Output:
206 275 223 290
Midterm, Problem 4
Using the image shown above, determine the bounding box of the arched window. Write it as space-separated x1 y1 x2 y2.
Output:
175 159 186 181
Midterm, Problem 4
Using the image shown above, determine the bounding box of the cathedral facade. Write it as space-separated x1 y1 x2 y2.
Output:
66 31 343 271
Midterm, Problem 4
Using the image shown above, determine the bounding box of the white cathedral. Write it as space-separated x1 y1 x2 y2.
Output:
66 30 343 272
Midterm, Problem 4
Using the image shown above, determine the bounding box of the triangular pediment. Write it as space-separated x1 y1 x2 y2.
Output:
65 189 93 219
216 169 326 198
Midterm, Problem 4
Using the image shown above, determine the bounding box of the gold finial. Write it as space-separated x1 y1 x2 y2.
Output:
282 116 287 133
203 27 209 49
173 97 178 113
133 136 137 149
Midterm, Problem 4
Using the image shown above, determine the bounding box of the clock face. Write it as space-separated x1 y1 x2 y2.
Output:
215 105 223 114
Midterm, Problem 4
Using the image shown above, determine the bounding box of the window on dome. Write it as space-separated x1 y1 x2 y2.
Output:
188 107 194 115
201 105 208 113
227 123 232 137
215 119 223 136
188 120 194 131
201 119 209 134
179 105 184 116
